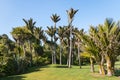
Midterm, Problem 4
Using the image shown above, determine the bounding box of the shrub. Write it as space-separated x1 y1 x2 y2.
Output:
33 56 50 66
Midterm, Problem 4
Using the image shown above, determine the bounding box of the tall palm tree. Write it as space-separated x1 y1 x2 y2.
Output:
51 14 61 64
63 26 70 65
34 27 44 44
46 26 55 64
51 14 61 28
23 18 36 34
23 18 36 66
34 27 45 56
66 8 78 68
73 28 84 68
57 26 65 65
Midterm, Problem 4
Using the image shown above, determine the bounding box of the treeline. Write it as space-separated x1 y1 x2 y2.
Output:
0 8 120 77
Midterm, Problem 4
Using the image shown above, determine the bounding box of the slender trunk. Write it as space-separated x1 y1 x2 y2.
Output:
101 55 105 75
68 25 72 68
98 59 106 75
99 64 106 75
106 56 113 76
60 40 62 65
78 43 81 68
54 45 56 64
66 40 69 65
52 53 54 64
51 37 54 64
71 53 73 65
90 57 94 72
67 47 69 65
53 23 56 64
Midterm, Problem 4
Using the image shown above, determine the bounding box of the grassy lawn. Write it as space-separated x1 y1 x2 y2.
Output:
0 62 120 80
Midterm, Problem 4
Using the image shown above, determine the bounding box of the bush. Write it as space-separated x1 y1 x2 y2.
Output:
0 56 30 77
33 56 50 66
0 57 18 76
4 58 18 75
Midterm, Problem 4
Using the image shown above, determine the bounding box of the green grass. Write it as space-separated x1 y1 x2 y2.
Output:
0 62 120 80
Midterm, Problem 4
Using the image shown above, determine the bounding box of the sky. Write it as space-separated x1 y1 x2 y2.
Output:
1 0 120 40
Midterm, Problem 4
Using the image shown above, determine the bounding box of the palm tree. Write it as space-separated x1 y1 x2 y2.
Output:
34 27 44 44
23 18 36 66
89 26 106 75
46 26 55 64
99 19 120 76
34 27 45 56
66 8 78 68
87 18 120 76
23 18 36 34
63 26 70 65
51 14 60 64
11 26 32 73
11 27 31 58
73 28 84 68
57 26 65 65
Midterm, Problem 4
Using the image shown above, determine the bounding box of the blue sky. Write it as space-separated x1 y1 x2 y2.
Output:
1 0 120 40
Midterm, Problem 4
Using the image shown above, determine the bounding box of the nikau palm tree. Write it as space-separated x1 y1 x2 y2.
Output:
23 18 36 34
46 26 55 64
23 18 36 66
50 14 61 64
73 28 84 68
66 8 78 68
57 26 65 65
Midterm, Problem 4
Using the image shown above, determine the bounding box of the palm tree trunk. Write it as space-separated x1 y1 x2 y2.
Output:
52 53 54 64
53 23 57 64
90 57 94 72
106 56 113 76
66 47 69 65
68 25 72 68
99 64 106 75
78 43 81 68
51 37 54 64
99 55 106 75
53 45 56 64
67 40 69 65
71 53 73 65
60 40 62 65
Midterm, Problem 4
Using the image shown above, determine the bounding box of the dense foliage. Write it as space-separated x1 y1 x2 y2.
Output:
0 8 120 77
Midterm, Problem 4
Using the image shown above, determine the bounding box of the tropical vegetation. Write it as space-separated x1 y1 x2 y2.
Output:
0 8 120 79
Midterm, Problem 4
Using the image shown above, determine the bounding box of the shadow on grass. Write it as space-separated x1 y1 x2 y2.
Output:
0 66 42 80
40 64 68 68
25 66 42 74
0 75 26 80
41 64 91 69
55 65 68 68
